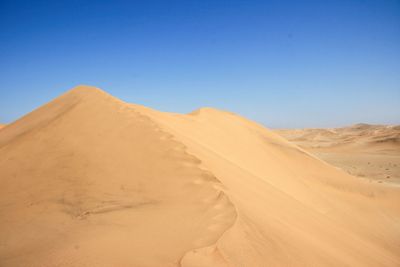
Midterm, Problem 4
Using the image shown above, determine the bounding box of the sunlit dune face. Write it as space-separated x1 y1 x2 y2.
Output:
0 86 399 267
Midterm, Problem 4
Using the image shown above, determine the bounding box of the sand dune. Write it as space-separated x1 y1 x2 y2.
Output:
276 124 400 151
276 125 400 183
1 86 399 266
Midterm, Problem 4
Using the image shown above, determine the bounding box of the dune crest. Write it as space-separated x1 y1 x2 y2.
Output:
1 86 399 266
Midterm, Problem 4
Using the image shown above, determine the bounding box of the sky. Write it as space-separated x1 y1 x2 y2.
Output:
0 0 399 128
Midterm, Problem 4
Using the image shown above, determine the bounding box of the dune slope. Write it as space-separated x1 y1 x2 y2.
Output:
0 86 399 266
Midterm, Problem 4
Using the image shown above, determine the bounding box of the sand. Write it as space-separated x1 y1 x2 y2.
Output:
276 125 400 184
0 86 399 266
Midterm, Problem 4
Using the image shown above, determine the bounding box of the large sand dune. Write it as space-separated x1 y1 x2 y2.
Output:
1 86 399 266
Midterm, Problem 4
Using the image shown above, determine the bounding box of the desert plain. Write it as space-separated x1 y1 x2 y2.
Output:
0 86 399 266
276 124 400 184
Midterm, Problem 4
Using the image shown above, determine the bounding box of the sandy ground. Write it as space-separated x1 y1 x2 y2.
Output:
0 86 399 266
276 125 400 184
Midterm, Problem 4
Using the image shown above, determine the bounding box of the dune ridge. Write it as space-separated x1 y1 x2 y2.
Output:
1 86 399 266
0 86 237 266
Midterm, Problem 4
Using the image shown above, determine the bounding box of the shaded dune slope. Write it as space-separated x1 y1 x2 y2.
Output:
0 86 399 266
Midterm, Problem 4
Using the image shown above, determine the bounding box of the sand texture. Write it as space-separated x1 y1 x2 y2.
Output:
1 86 399 266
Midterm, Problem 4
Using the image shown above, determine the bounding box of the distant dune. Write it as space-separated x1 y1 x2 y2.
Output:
1 86 399 266
275 124 400 183
276 123 400 151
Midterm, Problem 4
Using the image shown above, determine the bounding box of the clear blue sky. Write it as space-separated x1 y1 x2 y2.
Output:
0 0 399 128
